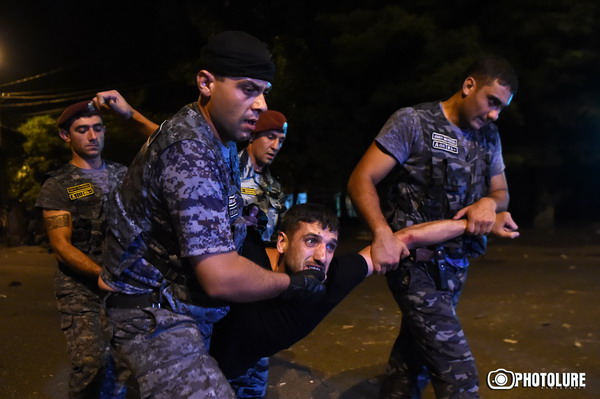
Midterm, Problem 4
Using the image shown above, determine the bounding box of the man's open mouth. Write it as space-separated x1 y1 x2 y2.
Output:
306 264 323 273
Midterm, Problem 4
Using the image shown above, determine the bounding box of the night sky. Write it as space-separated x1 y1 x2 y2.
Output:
0 1 205 119
1 1 600 224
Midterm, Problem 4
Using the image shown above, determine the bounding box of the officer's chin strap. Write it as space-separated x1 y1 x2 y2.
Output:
434 246 449 291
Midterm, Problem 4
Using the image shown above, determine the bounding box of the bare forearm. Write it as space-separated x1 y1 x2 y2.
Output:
347 174 391 236
485 188 509 212
194 252 290 302
44 211 101 279
395 219 468 249
51 241 102 279
128 109 160 138
486 172 510 212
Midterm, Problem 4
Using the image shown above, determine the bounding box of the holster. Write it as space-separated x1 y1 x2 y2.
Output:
411 246 451 291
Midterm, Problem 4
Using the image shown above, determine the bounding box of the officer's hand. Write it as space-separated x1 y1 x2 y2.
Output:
492 212 520 239
280 269 326 303
242 204 268 233
371 230 410 275
453 197 497 235
92 90 134 120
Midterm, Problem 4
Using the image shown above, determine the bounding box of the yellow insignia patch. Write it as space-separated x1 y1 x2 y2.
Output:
67 183 94 200
241 187 258 196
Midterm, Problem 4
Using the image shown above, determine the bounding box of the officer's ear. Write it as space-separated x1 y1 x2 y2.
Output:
276 232 289 255
58 129 71 143
197 70 216 98
462 77 477 97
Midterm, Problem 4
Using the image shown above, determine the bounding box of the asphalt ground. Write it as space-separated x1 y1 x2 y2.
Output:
1 224 599 398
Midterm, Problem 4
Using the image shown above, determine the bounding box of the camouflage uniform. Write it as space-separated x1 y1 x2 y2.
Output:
376 102 505 399
226 357 269 398
101 103 246 399
230 148 286 398
35 161 128 399
239 148 286 242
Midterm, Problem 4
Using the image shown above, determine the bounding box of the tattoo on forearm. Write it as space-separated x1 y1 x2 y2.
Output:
45 214 70 230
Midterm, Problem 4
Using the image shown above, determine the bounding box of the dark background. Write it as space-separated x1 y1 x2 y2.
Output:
1 0 599 245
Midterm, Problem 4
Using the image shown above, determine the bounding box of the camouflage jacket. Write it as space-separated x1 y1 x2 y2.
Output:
101 103 246 299
39 161 127 266
376 101 505 260
239 148 286 241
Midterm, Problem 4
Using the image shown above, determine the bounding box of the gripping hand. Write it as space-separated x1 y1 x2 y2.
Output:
280 269 326 303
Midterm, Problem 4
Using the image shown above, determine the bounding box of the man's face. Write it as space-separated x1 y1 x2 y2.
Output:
459 78 514 130
206 76 271 143
249 129 286 168
278 221 338 276
62 115 105 159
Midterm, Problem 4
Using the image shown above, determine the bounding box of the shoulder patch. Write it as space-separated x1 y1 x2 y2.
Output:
228 195 240 219
67 183 94 200
432 132 458 154
241 187 258 196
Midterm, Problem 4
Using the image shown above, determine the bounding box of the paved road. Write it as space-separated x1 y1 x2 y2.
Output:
1 225 599 398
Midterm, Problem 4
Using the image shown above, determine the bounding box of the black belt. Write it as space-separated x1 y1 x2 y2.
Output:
411 248 441 262
410 247 460 291
105 292 168 310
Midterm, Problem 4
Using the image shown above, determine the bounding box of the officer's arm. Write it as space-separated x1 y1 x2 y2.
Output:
42 209 102 279
93 90 159 138
358 212 519 276
453 172 509 235
348 142 409 274
348 142 396 237
190 251 291 302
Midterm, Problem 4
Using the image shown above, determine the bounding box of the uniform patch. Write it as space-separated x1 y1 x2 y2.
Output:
228 195 239 219
241 187 258 196
67 183 94 200
432 132 458 154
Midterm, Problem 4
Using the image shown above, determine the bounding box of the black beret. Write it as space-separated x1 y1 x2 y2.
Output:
199 31 275 83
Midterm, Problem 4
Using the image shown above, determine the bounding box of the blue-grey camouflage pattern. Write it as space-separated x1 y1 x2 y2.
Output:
227 357 269 398
36 161 128 398
375 102 503 398
382 261 478 399
239 148 286 242
104 304 235 399
101 102 245 294
376 101 504 262
100 103 244 397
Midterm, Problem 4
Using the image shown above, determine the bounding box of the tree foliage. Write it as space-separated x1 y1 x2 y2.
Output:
5 0 600 222
8 115 69 210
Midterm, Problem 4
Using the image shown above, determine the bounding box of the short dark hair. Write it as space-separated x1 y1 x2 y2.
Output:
464 55 518 94
280 203 340 237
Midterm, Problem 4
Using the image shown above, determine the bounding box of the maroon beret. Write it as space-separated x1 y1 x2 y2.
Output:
57 101 98 129
254 110 287 135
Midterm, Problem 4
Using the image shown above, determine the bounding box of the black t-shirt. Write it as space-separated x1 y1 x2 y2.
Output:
210 252 368 378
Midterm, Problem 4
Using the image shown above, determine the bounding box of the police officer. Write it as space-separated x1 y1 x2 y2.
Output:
91 93 289 244
347 56 518 398
97 31 325 398
35 101 127 398
239 110 287 242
